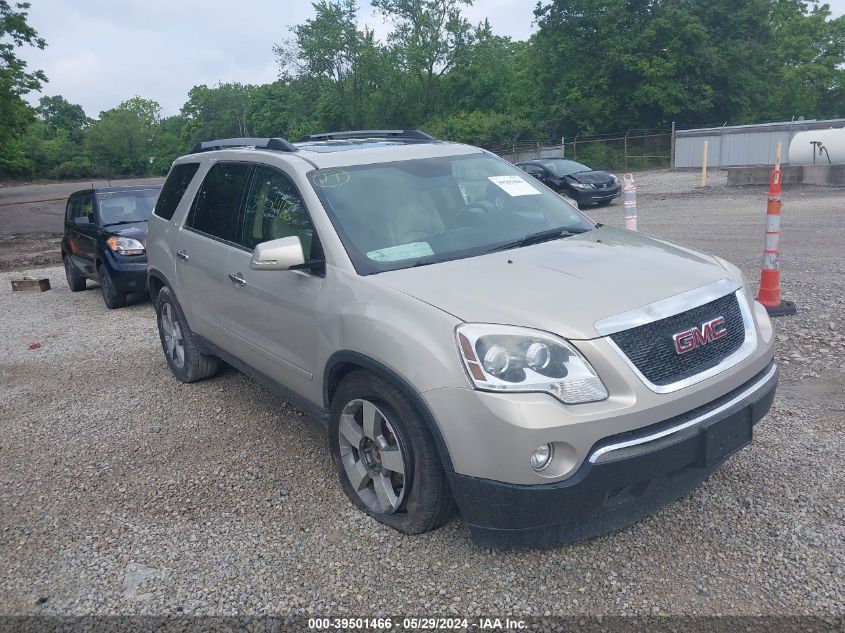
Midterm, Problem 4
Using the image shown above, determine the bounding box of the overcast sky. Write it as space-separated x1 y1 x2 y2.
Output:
17 0 845 118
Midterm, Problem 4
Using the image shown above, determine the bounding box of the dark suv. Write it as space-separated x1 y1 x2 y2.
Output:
61 185 161 308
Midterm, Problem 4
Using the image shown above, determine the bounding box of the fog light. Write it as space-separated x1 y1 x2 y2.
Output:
530 443 554 471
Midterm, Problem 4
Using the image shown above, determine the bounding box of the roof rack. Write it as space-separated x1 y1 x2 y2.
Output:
189 137 299 154
297 129 435 143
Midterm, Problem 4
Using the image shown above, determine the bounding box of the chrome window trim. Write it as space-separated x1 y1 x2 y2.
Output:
594 278 739 336
588 362 777 464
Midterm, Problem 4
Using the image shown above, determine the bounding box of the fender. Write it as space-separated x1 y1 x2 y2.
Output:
323 350 455 473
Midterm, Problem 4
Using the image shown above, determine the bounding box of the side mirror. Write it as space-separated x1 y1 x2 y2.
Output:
250 236 305 271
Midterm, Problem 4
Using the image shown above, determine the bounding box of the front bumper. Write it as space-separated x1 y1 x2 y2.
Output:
570 184 621 204
448 362 777 548
101 249 148 294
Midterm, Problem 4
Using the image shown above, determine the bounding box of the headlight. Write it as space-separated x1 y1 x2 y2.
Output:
611 174 619 184
456 324 609 404
570 183 591 189
106 236 145 256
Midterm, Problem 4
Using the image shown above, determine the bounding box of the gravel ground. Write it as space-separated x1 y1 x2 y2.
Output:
0 171 843 620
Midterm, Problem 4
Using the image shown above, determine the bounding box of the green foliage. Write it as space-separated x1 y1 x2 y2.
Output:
37 95 89 132
3 0 844 180
426 110 530 148
85 109 150 176
181 83 255 145
0 1 46 177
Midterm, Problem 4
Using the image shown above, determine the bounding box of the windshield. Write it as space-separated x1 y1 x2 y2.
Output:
310 153 594 274
97 189 159 225
540 159 591 178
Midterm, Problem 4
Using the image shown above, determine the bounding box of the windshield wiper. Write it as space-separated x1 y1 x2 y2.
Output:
103 220 143 227
485 227 590 254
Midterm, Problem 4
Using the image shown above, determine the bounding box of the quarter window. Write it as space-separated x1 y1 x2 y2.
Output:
188 162 251 243
155 162 200 221
239 166 319 258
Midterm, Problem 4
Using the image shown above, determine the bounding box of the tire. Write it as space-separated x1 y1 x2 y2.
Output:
329 370 454 534
98 264 127 309
154 287 219 383
64 255 86 292
596 199 613 207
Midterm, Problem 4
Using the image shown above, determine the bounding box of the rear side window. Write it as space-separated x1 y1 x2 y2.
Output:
187 162 251 243
66 197 82 222
154 162 200 221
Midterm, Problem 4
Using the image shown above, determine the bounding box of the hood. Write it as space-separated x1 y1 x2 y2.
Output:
105 222 148 245
375 227 734 340
566 171 615 185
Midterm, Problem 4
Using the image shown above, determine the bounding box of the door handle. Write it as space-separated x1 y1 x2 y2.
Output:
176 250 189 261
228 273 246 286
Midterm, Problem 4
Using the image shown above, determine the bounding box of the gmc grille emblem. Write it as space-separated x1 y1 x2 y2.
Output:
673 316 727 354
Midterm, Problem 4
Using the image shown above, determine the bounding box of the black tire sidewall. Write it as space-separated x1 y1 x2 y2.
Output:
64 255 86 291
98 264 125 309
154 287 218 383
329 371 450 534
154 287 191 381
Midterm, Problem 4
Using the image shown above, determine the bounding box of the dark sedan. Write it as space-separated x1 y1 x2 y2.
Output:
516 158 621 207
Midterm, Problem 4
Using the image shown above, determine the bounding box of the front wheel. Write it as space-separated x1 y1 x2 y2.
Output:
329 370 454 534
98 264 126 309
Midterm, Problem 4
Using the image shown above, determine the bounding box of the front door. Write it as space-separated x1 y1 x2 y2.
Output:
174 161 252 350
223 164 323 398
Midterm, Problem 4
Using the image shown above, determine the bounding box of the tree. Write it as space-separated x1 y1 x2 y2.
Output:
180 82 255 144
0 1 47 176
532 0 717 134
763 0 845 119
372 0 477 115
275 0 387 129
85 106 152 177
37 95 89 133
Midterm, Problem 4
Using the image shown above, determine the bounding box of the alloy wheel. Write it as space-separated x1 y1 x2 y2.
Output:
160 302 185 369
337 398 407 514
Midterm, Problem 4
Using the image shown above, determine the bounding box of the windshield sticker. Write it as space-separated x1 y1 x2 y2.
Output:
366 242 434 262
488 175 542 197
313 169 351 188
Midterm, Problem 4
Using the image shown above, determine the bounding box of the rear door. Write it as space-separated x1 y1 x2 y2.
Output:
174 161 252 348
66 193 98 277
223 164 323 396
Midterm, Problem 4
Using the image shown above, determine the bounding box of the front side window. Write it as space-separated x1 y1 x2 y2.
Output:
188 162 251 243
97 190 158 226
541 159 590 178
310 153 593 274
238 166 319 258
520 164 544 178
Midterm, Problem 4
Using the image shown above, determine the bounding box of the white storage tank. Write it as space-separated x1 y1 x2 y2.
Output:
788 128 845 165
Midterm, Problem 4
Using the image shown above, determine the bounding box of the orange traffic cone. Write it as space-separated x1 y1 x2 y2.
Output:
756 168 796 316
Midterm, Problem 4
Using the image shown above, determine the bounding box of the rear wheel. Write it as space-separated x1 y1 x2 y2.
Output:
154 287 219 382
64 255 86 292
329 370 453 534
98 264 126 309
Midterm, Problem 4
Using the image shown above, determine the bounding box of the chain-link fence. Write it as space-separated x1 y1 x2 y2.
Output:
493 129 674 172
